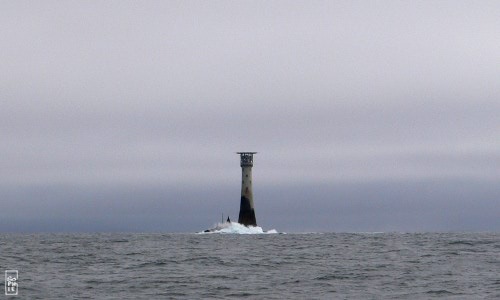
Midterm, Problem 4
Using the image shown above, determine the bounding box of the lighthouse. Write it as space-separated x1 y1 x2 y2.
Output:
237 152 257 226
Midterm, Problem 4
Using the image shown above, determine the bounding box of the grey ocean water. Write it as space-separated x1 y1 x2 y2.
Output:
1 233 499 299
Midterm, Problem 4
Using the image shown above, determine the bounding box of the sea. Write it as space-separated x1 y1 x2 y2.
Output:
1 228 499 299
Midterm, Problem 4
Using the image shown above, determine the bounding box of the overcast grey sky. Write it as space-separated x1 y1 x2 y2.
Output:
1 1 499 232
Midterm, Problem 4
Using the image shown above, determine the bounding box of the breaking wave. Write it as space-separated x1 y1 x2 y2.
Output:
199 222 279 234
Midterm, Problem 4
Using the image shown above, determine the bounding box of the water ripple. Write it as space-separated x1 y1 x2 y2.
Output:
0 232 498 299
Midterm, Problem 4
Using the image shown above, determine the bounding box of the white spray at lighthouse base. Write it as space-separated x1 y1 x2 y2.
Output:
199 222 279 234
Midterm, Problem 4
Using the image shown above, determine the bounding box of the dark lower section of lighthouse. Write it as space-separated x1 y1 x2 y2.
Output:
238 196 257 226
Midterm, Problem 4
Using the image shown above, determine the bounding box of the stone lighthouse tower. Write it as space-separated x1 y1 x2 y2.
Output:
237 152 257 226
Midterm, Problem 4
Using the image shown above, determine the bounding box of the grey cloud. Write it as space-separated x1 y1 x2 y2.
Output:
1 1 499 231
1 180 498 232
